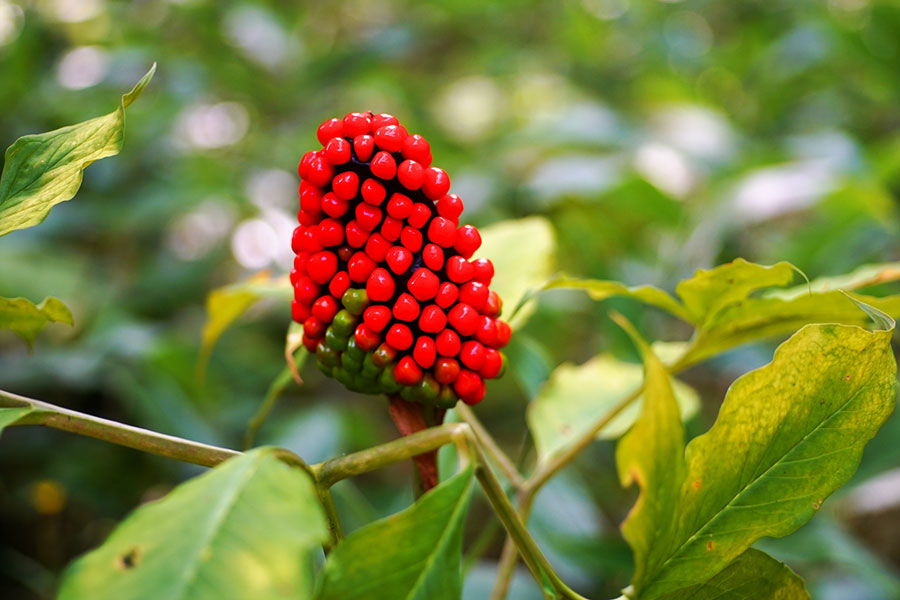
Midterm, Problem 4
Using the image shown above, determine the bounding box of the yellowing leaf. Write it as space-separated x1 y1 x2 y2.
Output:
0 64 156 237
0 296 73 346
541 277 691 323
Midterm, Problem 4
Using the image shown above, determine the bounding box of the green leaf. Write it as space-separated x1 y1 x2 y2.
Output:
613 314 686 592
0 407 35 436
540 276 691 323
526 352 699 464
0 296 73 346
621 313 897 599
198 271 292 378
0 64 156 237
656 549 809 600
477 216 555 329
58 448 328 600
318 466 474 600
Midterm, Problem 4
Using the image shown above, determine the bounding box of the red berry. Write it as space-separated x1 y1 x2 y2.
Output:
343 112 372 137
304 315 326 338
448 303 479 336
385 246 413 274
312 296 339 323
454 225 481 258
297 209 318 226
381 217 402 241
386 323 413 351
480 348 503 379
401 134 430 163
408 203 431 229
337 245 354 262
371 113 399 130
446 256 474 283
345 220 368 247
397 159 425 189
355 202 383 231
483 290 502 317
422 167 450 200
354 323 381 351
354 135 375 162
434 357 460 384
372 343 398 367
472 258 494 283
318 218 344 247
363 305 391 332
321 192 349 218
423 243 444 271
400 226 423 252
370 151 397 179
427 217 456 248
374 125 406 153
419 305 447 333
292 299 311 323
394 356 423 386
317 118 344 145
329 271 351 298
324 137 351 164
332 171 359 201
494 320 511 348
361 178 386 205
305 154 334 187
302 333 319 352
307 251 338 284
435 282 459 308
364 233 390 262
386 193 413 220
392 293 421 321
413 337 437 369
459 281 489 312
299 182 323 213
436 194 463 220
460 340 486 371
454 370 485 405
298 151 316 179
366 268 395 302
435 329 461 357
292 226 322 253
294 276 320 303
348 251 376 282
408 268 440 301
475 315 498 345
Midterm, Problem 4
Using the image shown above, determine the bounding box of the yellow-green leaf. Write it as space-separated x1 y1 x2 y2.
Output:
0 64 156 237
0 407 35 437
0 296 73 346
526 352 699 464
656 549 809 600
541 276 691 323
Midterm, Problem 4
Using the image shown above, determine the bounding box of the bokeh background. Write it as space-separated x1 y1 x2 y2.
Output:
2 0 900 598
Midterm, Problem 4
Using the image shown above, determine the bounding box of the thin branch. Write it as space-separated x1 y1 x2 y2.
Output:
456 403 526 490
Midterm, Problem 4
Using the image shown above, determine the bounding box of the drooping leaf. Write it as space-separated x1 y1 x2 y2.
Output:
0 296 73 346
0 64 156 237
477 216 555 329
526 352 699 464
198 271 292 378
656 549 809 600
318 466 474 600
613 314 686 592
766 261 900 300
58 448 328 600
622 310 897 599
540 277 691 323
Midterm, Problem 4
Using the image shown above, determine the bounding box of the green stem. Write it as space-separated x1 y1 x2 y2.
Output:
456 403 526 490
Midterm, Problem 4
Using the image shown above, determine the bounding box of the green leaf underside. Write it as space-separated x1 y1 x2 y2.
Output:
0 296 73 345
624 321 897 599
527 353 699 463
614 315 686 592
656 549 809 600
0 64 155 237
58 449 328 600
0 407 35 436
478 216 555 330
318 466 474 600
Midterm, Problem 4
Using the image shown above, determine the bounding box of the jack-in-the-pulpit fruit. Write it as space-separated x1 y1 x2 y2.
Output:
291 112 509 407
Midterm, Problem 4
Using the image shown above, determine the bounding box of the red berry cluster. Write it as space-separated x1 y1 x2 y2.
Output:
290 112 509 406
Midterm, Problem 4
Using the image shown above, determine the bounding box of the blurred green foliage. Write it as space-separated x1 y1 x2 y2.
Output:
1 1 899 599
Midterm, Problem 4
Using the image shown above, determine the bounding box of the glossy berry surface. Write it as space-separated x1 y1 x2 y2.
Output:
292 112 508 407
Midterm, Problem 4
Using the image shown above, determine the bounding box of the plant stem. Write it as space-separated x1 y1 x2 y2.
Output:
455 403 526 490
0 389 241 468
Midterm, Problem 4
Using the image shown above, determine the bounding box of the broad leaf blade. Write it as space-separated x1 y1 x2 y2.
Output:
478 216 555 329
636 318 897 599
613 315 686 591
541 277 691 323
0 296 73 346
58 448 328 600
318 466 474 600
656 549 809 600
526 353 699 464
0 64 156 237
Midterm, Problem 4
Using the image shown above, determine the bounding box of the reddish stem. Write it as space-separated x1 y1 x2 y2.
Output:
387 396 444 491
